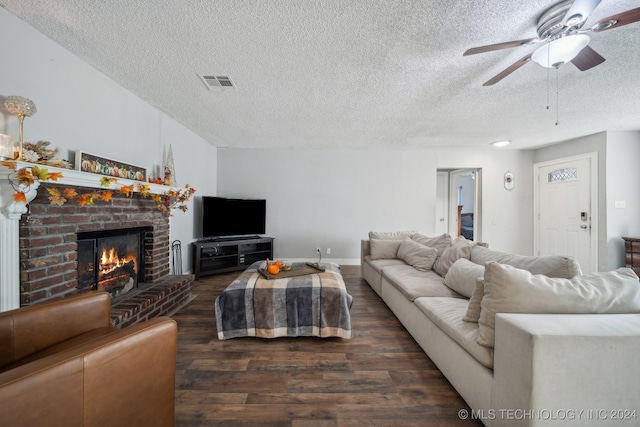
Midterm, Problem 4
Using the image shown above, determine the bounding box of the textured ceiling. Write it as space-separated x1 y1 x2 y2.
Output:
2 0 640 149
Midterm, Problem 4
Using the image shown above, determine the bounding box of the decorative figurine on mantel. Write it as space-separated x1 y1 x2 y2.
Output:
164 144 176 186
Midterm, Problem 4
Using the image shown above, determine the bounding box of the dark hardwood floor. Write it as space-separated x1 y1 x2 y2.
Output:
172 265 483 426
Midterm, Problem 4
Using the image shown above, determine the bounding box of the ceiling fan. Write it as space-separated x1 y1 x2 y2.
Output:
464 0 640 86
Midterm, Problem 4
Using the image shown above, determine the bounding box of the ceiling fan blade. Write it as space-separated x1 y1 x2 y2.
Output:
563 0 602 26
463 38 538 56
571 45 605 71
483 54 532 86
591 7 640 32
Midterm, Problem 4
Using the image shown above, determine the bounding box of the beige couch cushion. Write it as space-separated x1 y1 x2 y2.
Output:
463 278 484 322
478 262 640 347
464 247 583 324
381 265 462 301
369 231 416 240
369 231 418 260
369 239 402 260
443 258 485 298
362 255 407 296
433 237 475 277
397 238 438 271
414 297 494 368
363 256 407 274
411 233 452 257
470 245 581 278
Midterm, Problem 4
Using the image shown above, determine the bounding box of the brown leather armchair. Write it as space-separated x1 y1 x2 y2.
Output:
0 291 177 427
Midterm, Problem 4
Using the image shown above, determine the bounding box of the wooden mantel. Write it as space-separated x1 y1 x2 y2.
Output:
0 161 176 312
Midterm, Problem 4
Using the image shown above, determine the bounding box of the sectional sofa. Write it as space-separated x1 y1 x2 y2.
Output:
361 231 640 426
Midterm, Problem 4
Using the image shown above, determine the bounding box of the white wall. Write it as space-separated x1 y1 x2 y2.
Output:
435 149 535 254
0 8 217 273
605 131 640 269
218 148 535 263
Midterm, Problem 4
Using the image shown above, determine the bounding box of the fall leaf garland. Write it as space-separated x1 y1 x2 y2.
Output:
2 160 195 215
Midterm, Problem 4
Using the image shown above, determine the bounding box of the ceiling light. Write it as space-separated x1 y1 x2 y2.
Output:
531 34 590 68
491 140 511 147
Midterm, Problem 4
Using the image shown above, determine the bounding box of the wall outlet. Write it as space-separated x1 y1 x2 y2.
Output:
326 248 331 255
316 247 321 254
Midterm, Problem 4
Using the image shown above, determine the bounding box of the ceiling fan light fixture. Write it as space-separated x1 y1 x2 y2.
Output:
531 34 590 68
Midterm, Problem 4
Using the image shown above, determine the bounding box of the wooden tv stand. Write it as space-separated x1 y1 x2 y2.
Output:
192 236 274 279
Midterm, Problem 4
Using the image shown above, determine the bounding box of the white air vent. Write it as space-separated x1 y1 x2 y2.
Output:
198 74 237 91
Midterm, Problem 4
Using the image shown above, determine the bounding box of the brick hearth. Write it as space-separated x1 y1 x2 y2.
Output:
110 274 194 328
17 181 193 327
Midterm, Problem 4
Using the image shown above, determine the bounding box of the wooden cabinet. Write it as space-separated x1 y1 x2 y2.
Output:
193 237 274 279
622 237 640 278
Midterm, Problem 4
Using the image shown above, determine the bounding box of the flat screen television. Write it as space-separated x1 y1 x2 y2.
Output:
201 196 266 239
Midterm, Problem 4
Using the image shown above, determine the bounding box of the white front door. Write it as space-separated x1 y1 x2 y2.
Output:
535 154 597 273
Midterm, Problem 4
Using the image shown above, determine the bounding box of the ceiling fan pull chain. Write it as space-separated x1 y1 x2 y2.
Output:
555 66 560 126
546 44 551 110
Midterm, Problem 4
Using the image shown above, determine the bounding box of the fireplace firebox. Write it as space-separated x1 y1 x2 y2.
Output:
77 227 150 300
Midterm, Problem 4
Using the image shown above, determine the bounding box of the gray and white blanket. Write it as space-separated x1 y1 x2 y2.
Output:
215 261 353 339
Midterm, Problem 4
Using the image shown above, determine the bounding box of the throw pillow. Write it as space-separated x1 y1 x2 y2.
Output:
469 245 581 278
433 236 475 277
411 233 452 257
477 262 640 348
369 239 402 260
397 237 438 271
369 231 417 240
463 278 484 322
444 258 485 298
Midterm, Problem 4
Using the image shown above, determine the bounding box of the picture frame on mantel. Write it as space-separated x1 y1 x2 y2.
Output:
75 151 147 182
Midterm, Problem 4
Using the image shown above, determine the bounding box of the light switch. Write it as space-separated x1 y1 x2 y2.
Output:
614 200 626 209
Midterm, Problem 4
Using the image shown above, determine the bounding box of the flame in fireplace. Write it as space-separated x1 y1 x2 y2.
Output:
99 247 137 276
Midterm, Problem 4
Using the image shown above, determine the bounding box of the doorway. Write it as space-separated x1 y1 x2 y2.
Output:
436 172 449 235
436 168 481 241
534 153 598 273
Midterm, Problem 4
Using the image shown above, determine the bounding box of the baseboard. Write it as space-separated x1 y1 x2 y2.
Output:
281 257 360 266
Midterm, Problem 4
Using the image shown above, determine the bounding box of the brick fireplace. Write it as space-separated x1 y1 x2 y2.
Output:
20 189 171 303
0 162 193 326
